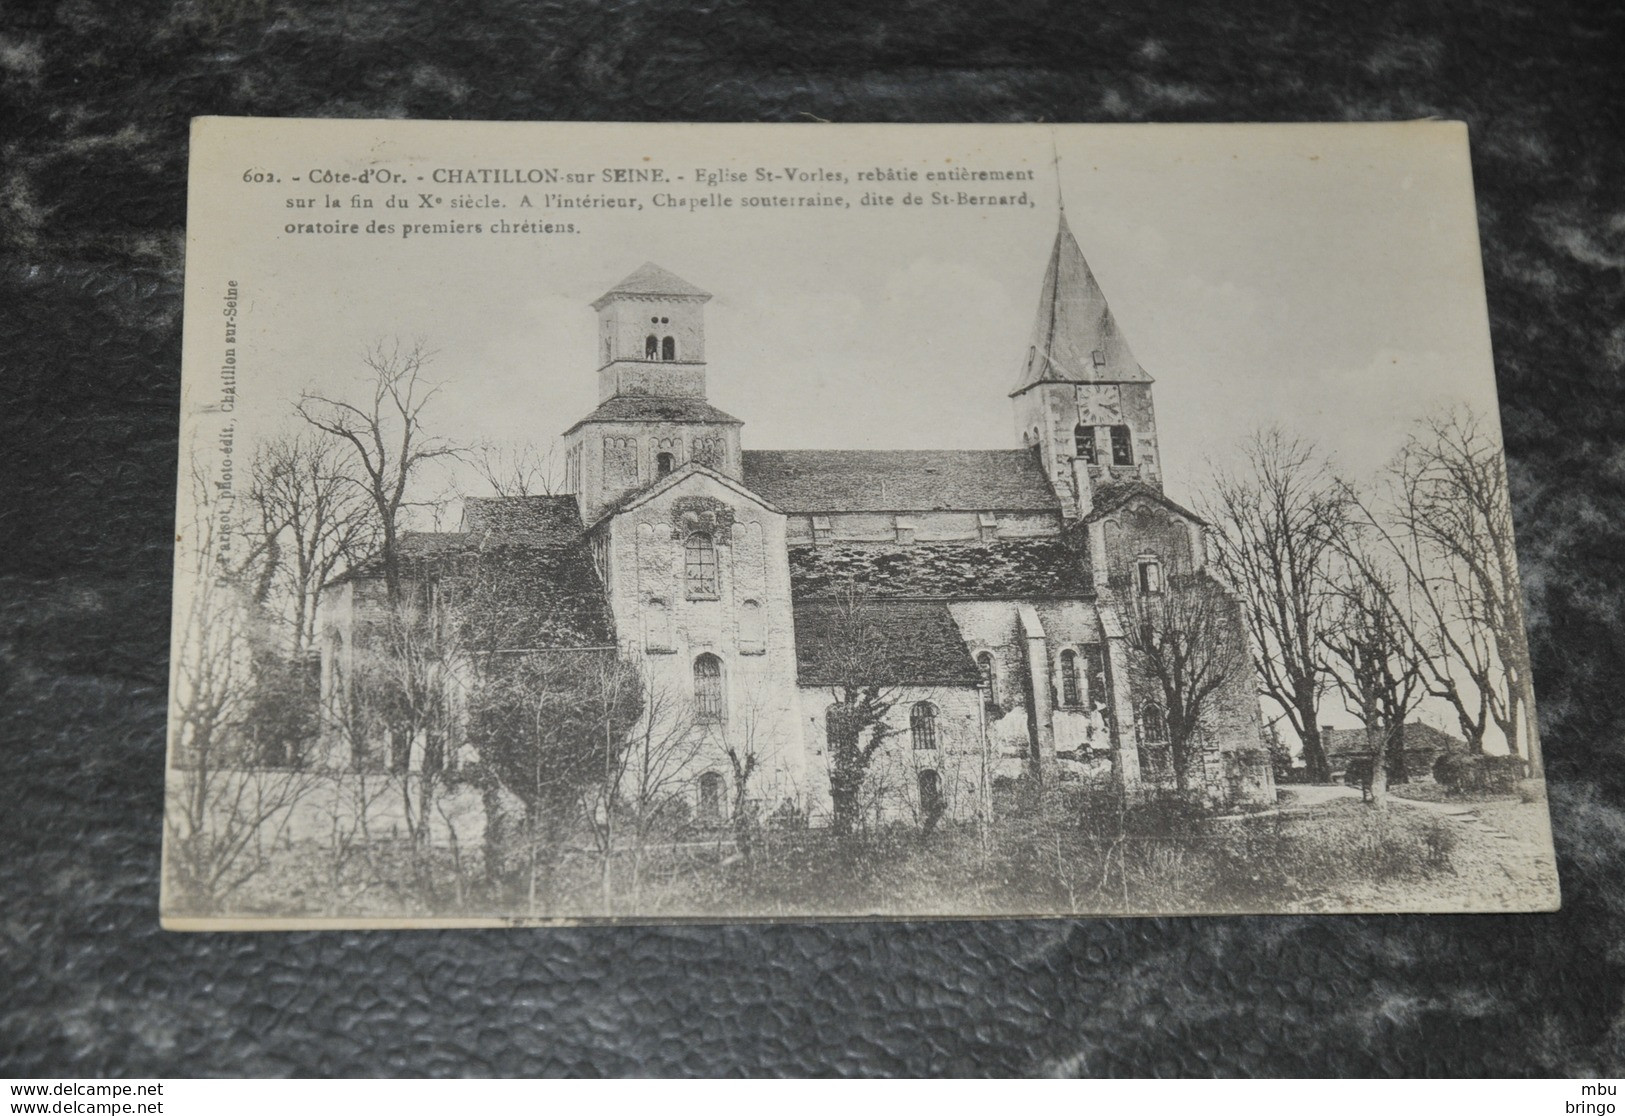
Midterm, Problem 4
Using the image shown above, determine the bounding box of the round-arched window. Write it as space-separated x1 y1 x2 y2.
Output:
693 653 725 722
910 701 939 750
685 531 718 598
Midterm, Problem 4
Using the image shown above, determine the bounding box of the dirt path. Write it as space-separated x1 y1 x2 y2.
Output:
1278 785 1561 913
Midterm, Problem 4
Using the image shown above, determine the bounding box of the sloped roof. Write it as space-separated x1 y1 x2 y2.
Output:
592 262 711 307
455 545 617 650
564 395 743 434
793 600 981 688
1080 482 1206 527
1012 214 1150 394
1323 721 1466 759
329 535 614 649
461 495 585 542
788 540 1093 600
741 449 1060 513
585 461 780 531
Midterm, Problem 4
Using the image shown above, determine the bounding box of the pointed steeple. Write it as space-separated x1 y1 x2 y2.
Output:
1011 215 1150 395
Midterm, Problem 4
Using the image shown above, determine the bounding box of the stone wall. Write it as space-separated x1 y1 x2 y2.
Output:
568 422 745 523
797 683 987 828
1012 381 1164 517
602 471 807 813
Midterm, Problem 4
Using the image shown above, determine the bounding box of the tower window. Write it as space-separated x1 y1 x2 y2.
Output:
662 336 676 361
1074 424 1097 465
1092 349 1107 369
976 651 998 707
910 702 939 751
1137 558 1162 595
1059 649 1081 708
656 451 675 477
685 531 718 598
693 654 725 722
645 334 659 359
1110 425 1135 466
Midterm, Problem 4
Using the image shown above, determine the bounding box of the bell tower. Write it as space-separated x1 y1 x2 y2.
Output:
563 262 743 524
592 261 711 400
1011 214 1163 518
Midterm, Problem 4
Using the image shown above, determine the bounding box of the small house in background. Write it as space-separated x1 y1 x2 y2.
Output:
1323 721 1466 785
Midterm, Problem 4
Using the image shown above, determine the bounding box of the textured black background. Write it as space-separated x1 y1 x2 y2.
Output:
2 0 1623 1077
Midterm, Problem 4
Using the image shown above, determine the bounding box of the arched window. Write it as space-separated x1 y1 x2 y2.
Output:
976 651 997 706
661 335 677 361
1081 644 1107 707
656 451 675 477
693 654 725 722
917 768 943 816
1074 425 1097 465
739 600 764 654
645 334 659 359
684 531 718 598
1110 424 1135 466
697 771 724 823
1141 702 1167 743
1137 557 1162 595
1059 650 1081 707
910 702 939 750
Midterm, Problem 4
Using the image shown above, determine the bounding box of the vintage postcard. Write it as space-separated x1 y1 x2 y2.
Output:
164 118 1559 928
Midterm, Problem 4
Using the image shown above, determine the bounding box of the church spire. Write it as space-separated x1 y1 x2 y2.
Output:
1011 214 1150 395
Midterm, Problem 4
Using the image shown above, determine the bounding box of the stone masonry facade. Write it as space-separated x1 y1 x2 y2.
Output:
322 216 1275 827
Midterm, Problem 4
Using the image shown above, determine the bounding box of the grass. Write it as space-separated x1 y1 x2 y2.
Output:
1388 781 1519 805
178 791 1482 919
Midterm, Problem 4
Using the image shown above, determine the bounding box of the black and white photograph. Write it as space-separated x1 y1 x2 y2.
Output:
162 118 1559 927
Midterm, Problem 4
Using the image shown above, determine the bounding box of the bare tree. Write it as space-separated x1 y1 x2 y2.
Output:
814 583 903 837
243 432 380 653
580 664 705 910
1204 430 1347 782
1322 550 1428 808
719 677 789 859
471 440 561 498
466 648 644 913
297 339 463 606
165 468 314 912
1119 566 1248 794
1342 409 1538 772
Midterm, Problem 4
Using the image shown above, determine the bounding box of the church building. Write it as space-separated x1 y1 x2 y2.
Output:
320 215 1274 828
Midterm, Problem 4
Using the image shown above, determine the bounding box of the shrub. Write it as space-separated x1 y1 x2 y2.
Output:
1072 787 1207 841
1419 815 1458 871
1434 751 1481 790
1483 755 1527 790
1434 752 1525 793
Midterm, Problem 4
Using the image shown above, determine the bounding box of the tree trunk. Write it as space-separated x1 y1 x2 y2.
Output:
480 781 509 895
1300 719 1331 783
